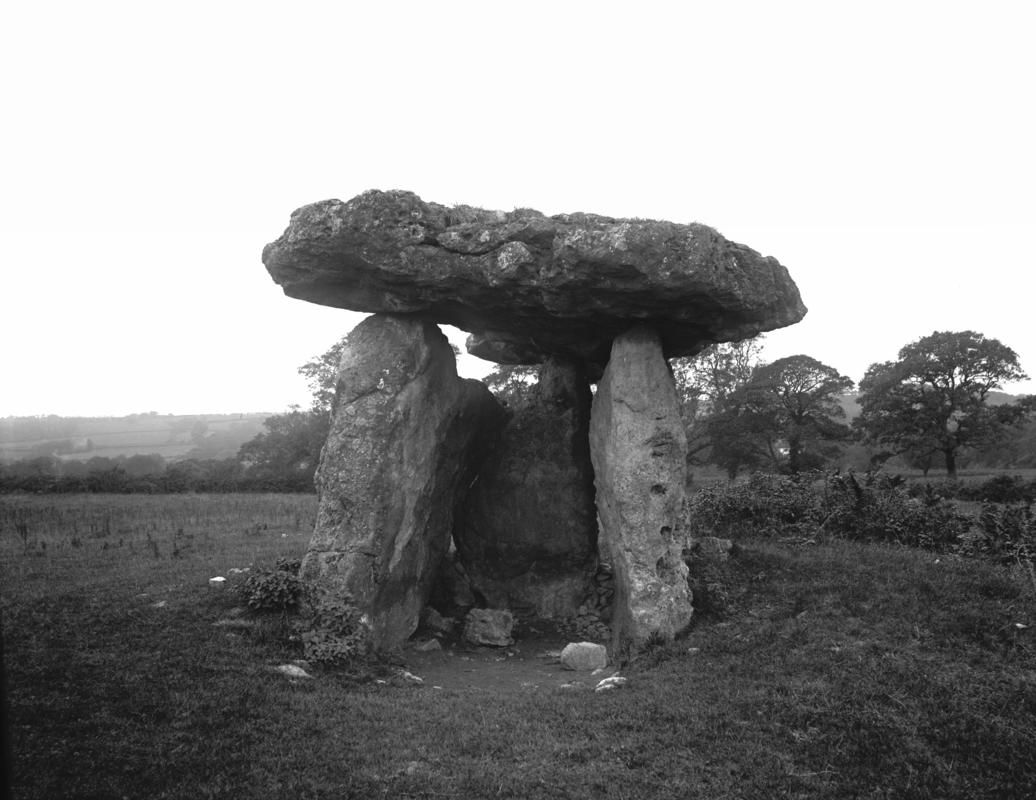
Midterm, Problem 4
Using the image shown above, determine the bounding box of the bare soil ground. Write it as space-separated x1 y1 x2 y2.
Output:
402 620 618 693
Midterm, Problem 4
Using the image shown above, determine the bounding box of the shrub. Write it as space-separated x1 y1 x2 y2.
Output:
686 557 735 618
913 475 1036 504
820 472 971 551
961 503 1036 565
687 472 821 540
301 594 370 665
906 479 962 502
686 471 972 553
236 559 303 612
960 475 1036 504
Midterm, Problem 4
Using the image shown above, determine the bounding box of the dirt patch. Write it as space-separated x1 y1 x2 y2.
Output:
400 619 618 693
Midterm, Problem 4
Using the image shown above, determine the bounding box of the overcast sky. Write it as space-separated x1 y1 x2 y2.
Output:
2 1 1033 417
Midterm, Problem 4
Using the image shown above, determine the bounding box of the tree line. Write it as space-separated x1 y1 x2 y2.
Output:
0 451 314 494
676 330 1034 479
489 329 1035 481
2 329 1033 493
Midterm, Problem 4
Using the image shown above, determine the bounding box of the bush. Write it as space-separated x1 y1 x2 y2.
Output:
821 472 971 551
909 475 1036 505
685 554 736 618
960 475 1036 504
686 471 972 552
906 480 962 502
687 472 821 540
301 594 370 665
236 558 303 612
960 503 1036 565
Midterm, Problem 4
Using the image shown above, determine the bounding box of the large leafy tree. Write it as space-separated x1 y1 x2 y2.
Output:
855 330 1032 478
672 337 765 411
746 355 854 473
671 337 765 463
298 335 350 415
481 363 539 406
702 386 779 477
237 334 350 489
238 407 329 489
672 343 852 476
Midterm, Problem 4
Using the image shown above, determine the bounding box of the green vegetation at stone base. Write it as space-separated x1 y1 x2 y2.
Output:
4 494 1036 799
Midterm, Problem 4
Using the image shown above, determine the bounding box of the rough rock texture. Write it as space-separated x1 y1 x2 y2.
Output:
298 314 505 652
428 550 478 617
463 608 515 647
560 642 608 671
589 327 694 651
453 357 598 617
263 190 807 368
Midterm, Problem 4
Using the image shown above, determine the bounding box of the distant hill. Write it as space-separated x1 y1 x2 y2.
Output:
0 412 272 462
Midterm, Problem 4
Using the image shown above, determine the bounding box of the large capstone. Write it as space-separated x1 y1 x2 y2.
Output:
453 357 597 617
589 327 693 651
299 314 504 651
263 190 807 369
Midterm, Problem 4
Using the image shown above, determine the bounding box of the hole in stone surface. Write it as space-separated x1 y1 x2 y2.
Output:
660 526 672 537
650 484 666 495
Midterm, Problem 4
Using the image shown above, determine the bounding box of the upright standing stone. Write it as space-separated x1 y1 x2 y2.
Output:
589 327 693 652
454 357 597 617
299 314 504 651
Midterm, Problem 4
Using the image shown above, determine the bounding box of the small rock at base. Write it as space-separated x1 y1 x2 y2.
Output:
560 641 608 671
413 638 442 652
422 607 456 636
208 577 227 589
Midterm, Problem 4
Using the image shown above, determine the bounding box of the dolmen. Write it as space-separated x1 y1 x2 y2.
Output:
262 190 806 654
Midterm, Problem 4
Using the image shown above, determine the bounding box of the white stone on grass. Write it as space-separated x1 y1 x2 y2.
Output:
595 676 627 692
560 642 607 671
275 664 313 680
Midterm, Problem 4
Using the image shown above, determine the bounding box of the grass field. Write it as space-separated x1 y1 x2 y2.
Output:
3 493 1036 798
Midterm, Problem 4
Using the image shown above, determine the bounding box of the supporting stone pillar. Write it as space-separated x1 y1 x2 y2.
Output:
588 327 693 653
299 314 504 652
453 356 598 617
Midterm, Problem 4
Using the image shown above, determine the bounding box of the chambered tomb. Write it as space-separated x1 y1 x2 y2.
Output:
263 189 806 653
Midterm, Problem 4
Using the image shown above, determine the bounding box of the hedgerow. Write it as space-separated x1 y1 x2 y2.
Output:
687 471 983 556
